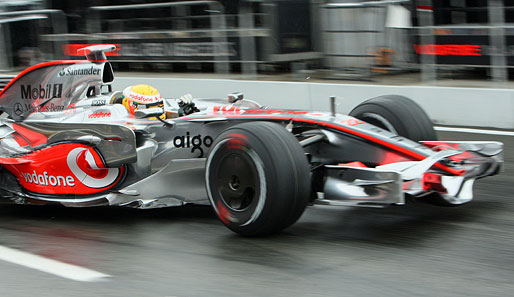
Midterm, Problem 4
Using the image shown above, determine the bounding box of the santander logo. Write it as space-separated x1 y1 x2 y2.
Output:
66 147 120 188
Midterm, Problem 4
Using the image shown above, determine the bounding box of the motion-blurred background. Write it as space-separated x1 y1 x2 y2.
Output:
1 0 513 82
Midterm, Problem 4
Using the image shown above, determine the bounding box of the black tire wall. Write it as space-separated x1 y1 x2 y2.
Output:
349 95 437 142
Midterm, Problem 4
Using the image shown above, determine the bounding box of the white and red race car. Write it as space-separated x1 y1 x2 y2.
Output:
0 45 503 236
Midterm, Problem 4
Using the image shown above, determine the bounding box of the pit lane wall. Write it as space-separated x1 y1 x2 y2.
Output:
114 78 514 129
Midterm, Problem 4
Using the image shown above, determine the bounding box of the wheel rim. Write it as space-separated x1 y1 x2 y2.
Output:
216 152 257 212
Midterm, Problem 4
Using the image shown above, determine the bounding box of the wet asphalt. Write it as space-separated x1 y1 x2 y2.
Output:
0 130 513 297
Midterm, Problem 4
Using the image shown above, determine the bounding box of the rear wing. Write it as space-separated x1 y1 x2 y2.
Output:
0 45 117 121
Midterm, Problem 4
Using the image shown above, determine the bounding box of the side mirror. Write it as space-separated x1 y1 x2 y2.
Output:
135 107 164 119
228 92 243 103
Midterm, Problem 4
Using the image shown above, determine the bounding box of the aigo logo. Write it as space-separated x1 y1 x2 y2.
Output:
66 147 120 189
173 132 213 158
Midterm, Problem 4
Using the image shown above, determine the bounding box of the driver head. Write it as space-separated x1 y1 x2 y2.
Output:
122 84 165 120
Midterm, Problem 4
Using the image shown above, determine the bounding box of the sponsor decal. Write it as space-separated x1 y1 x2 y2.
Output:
38 104 66 112
65 103 77 115
20 84 63 100
213 106 241 115
21 170 75 187
127 93 160 103
173 132 213 158
66 147 120 189
14 102 66 115
3 143 123 195
88 111 111 119
91 99 106 106
58 65 102 77
14 103 23 115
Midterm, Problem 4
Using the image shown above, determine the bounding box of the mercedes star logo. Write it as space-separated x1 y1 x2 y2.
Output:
14 103 23 115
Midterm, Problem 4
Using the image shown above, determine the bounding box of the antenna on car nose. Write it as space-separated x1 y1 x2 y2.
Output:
330 96 336 117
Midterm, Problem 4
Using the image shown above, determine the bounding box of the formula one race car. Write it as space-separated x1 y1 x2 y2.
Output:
0 45 503 236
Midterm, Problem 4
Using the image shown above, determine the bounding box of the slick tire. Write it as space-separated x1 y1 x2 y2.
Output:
349 95 437 142
206 121 310 236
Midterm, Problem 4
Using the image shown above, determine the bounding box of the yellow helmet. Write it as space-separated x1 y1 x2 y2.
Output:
122 84 165 120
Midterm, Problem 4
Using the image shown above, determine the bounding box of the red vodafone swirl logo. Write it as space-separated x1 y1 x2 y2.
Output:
4 143 124 195
66 147 120 189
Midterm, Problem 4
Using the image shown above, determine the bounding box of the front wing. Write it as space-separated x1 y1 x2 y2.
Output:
316 141 503 207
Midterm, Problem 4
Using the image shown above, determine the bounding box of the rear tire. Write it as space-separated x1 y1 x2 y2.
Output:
349 95 437 142
206 121 310 236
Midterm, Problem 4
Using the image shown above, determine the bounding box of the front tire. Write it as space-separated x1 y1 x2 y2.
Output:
349 95 437 142
206 122 310 236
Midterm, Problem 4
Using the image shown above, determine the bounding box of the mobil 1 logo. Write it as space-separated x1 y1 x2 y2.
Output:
20 84 63 100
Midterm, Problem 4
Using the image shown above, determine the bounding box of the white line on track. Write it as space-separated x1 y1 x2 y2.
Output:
435 126 514 136
0 245 111 282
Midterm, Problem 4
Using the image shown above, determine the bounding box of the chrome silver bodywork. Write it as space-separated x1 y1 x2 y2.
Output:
0 45 504 210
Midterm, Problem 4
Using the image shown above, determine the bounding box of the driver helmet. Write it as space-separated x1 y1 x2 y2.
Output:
122 84 165 120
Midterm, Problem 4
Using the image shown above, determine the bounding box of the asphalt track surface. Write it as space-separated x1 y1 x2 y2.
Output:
0 130 513 297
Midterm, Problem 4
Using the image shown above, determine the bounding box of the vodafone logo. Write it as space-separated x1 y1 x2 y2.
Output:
9 143 124 195
21 171 75 187
127 93 160 103
66 147 120 188
88 111 111 119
